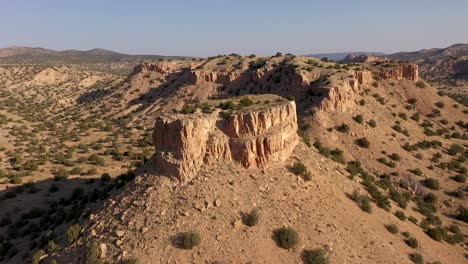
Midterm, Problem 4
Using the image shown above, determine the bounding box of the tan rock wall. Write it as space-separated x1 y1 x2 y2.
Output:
153 101 298 182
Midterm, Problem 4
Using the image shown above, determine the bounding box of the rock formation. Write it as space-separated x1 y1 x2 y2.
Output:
153 98 298 182
373 63 419 81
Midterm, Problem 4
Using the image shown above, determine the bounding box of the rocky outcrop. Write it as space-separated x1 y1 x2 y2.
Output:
189 70 244 85
132 62 175 75
373 63 419 81
353 70 373 86
153 100 298 182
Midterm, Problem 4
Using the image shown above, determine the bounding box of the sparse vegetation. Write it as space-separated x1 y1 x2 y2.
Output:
179 231 201 249
302 248 329 264
244 209 260 227
274 227 299 249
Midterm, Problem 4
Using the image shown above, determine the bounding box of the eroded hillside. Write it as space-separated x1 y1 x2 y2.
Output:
0 54 467 264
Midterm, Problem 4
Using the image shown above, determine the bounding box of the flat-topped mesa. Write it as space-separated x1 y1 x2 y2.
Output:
372 63 419 81
153 97 298 182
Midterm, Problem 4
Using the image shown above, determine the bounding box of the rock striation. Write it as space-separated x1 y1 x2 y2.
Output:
373 63 419 81
153 99 298 182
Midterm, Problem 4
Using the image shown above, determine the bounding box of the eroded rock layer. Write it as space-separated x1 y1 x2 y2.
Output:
153 100 298 182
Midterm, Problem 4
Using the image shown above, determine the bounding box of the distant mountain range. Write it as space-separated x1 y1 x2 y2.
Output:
0 46 183 64
386 43 468 62
306 52 386 61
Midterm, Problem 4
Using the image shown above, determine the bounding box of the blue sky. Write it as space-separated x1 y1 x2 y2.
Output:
1 0 467 56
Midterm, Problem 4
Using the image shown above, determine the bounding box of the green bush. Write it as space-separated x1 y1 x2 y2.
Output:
337 123 350 132
456 206 468 223
434 101 445 108
351 190 372 213
181 104 197 114
415 81 426 88
426 227 446 241
219 100 235 110
244 209 260 227
353 114 364 124
179 231 201 249
453 174 466 182
291 162 307 175
395 210 406 221
239 97 255 108
409 253 423 264
274 227 299 249
301 248 329 264
408 216 418 224
67 224 82 244
355 137 370 148
85 244 100 264
448 144 463 156
405 237 418 248
32 249 45 264
423 178 439 190
368 119 377 128
385 224 399 234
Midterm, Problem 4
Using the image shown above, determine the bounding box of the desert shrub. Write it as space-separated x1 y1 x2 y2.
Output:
363 180 390 211
408 98 417 104
244 209 260 227
385 224 399 234
179 231 201 249
389 189 409 209
286 95 295 101
423 178 439 190
408 216 418 224
395 210 406 221
426 227 446 241
355 137 370 148
351 190 372 213
32 249 45 264
47 240 57 252
445 225 464 244
291 162 307 175
405 237 418 249
180 104 197 114
359 99 366 106
274 227 299 249
67 224 82 244
407 168 422 176
353 114 364 124
453 174 466 182
219 100 235 110
410 113 420 121
415 81 426 88
239 97 254 108
301 248 329 264
200 102 213 113
456 206 468 223
368 119 376 128
434 101 445 108
409 253 423 264
448 144 463 156
85 244 100 264
337 123 350 132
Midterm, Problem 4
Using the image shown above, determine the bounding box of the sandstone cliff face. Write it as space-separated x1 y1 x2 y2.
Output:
153 101 298 182
373 64 419 81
